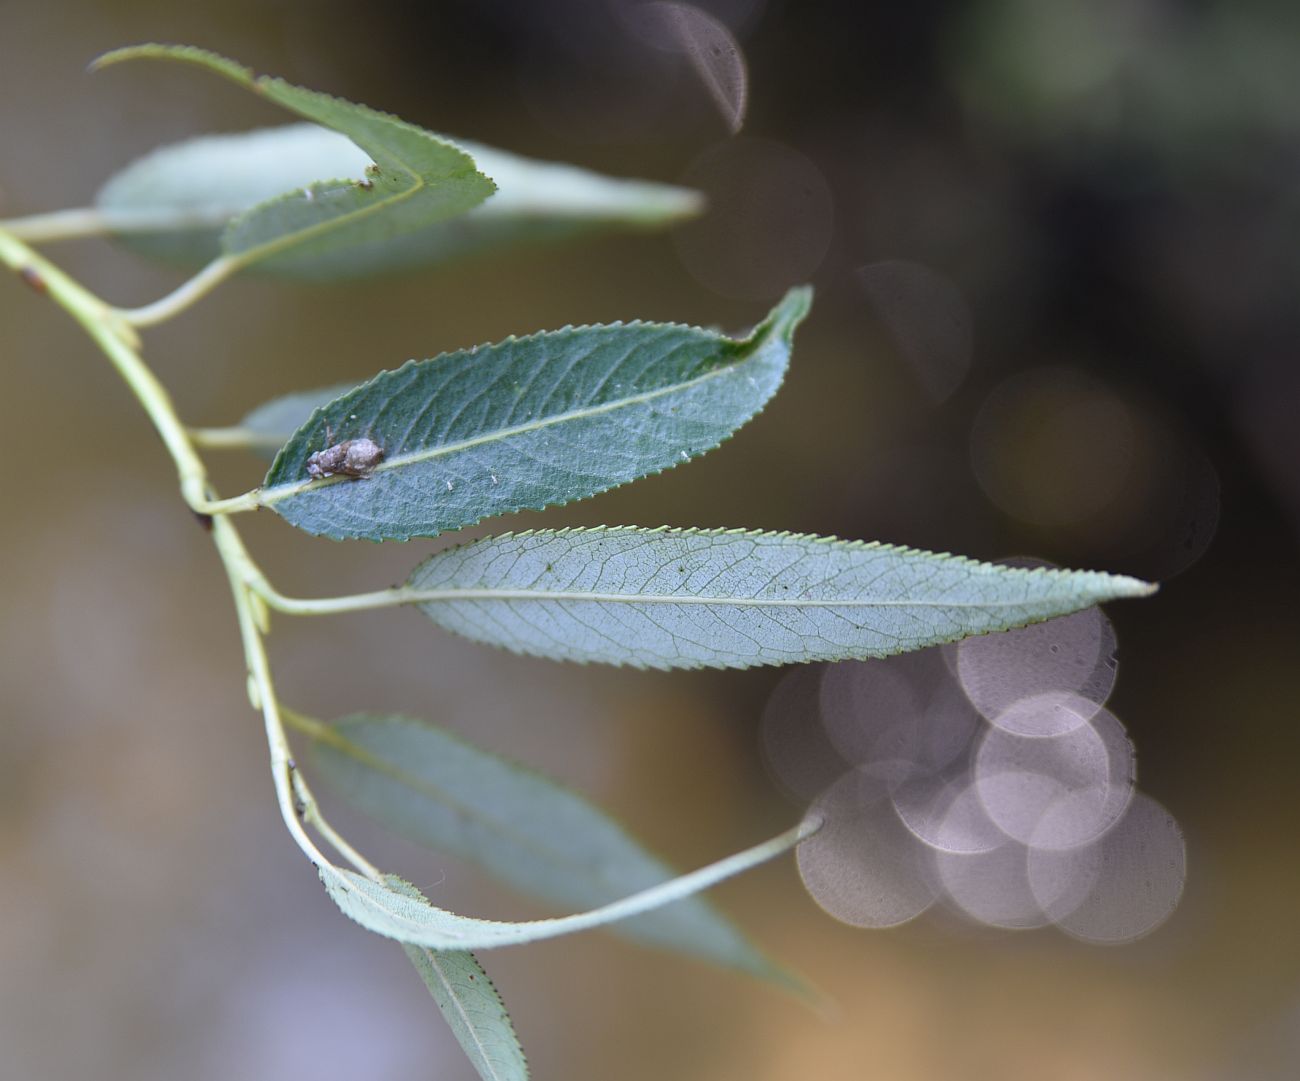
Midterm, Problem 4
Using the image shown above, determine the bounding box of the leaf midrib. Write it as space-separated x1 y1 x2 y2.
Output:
261 338 751 503
224 80 427 268
411 587 1097 609
411 950 512 1081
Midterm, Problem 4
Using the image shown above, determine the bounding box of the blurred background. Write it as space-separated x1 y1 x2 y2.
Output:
2 1 1298 1078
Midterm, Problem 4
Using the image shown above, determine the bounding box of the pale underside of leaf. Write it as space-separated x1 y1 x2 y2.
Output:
309 714 782 978
94 46 494 274
259 286 811 541
389 877 528 1081
403 945 528 1081
407 526 1157 670
315 821 808 951
97 123 702 278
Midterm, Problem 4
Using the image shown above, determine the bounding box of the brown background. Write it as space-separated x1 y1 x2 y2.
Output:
2 2 1298 1079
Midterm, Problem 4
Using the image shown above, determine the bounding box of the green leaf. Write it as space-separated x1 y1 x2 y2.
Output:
391 879 528 1081
403 948 527 1081
308 713 782 979
402 945 528 1081
315 822 808 950
96 123 702 278
93 46 494 274
406 526 1157 670
258 286 812 541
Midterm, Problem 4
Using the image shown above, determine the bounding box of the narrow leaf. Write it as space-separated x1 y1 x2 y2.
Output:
309 714 782 979
403 945 528 1081
316 822 808 950
93 47 495 274
96 123 702 278
407 526 1157 670
259 286 812 541
391 879 528 1081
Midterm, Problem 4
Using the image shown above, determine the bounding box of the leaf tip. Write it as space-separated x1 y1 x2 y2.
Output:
1102 572 1159 601
89 43 253 85
757 284 814 343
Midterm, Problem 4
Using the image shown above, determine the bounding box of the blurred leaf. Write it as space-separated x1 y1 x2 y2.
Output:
408 526 1156 669
95 122 701 277
316 823 807 950
239 381 360 456
391 880 527 1081
259 286 812 540
94 46 494 275
637 2 749 132
310 713 783 979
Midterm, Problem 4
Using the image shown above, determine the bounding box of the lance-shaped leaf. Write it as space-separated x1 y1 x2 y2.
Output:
405 526 1156 669
315 822 809 951
93 46 495 274
308 713 783 980
257 286 812 541
389 877 528 1081
96 123 702 278
403 944 527 1081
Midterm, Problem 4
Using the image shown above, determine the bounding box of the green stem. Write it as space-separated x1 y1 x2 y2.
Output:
190 425 287 451
291 766 385 880
114 255 242 327
1 223 381 885
0 228 218 507
0 207 111 242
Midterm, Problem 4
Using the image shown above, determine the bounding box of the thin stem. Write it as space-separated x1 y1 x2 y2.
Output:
0 207 112 242
292 768 385 880
215 515 328 870
281 708 331 740
114 254 243 327
190 425 286 452
256 584 422 616
1 223 378 886
0 228 210 509
196 489 263 516
0 206 241 243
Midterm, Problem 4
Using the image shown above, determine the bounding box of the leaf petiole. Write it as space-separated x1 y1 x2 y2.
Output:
189 425 287 451
0 207 112 242
113 254 242 327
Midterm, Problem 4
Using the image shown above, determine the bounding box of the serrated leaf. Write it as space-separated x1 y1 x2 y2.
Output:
309 714 782 979
406 526 1156 670
96 123 702 278
390 878 528 1081
257 286 812 541
315 823 807 951
94 46 494 274
403 945 527 1081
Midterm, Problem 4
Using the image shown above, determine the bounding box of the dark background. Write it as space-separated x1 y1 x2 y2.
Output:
2 2 1298 1078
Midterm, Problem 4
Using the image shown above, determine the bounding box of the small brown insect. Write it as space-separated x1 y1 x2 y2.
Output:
306 435 385 480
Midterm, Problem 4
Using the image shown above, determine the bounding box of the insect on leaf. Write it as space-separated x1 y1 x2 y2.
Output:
258 286 812 541
93 46 495 274
406 526 1157 669
309 714 787 981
